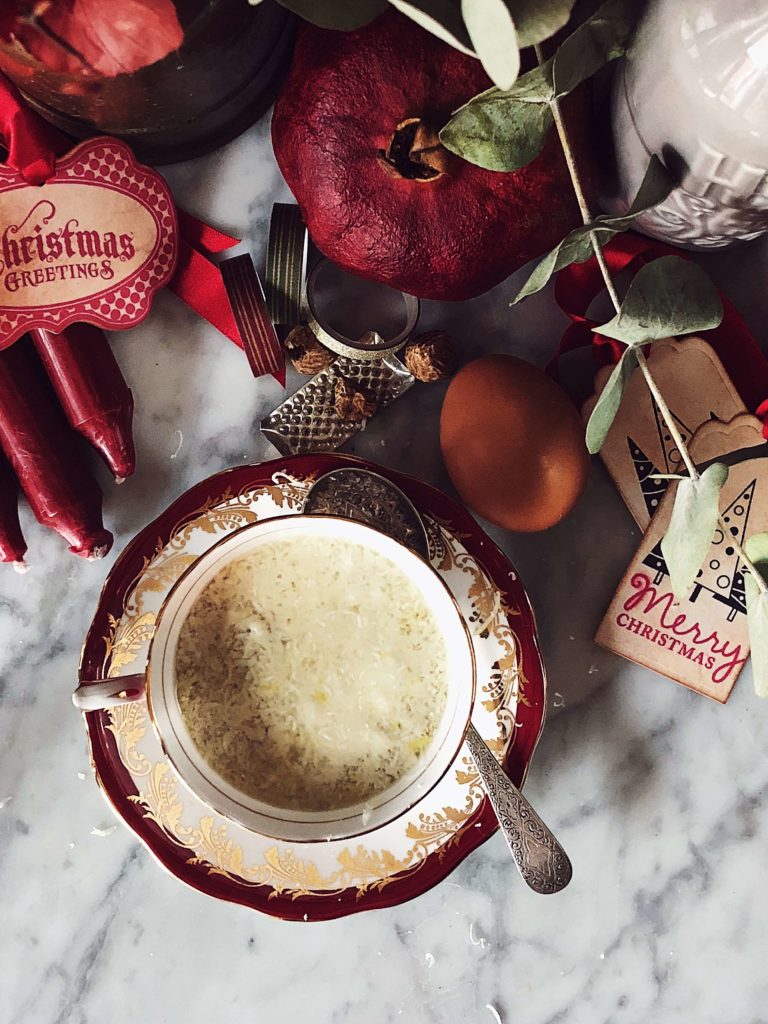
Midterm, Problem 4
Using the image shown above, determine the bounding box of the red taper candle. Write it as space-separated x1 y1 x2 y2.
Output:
30 325 136 481
0 450 26 566
0 339 112 558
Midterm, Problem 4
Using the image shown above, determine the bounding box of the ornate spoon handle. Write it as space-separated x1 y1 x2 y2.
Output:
465 722 572 894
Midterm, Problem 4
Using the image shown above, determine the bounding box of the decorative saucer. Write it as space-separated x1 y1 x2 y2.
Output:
78 454 546 920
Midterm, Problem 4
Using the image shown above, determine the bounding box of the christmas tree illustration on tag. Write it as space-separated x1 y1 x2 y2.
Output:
641 481 755 623
583 337 746 527
596 414 768 702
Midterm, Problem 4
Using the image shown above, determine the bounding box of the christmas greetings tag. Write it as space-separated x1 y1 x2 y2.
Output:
0 137 177 346
596 414 768 702
582 337 747 527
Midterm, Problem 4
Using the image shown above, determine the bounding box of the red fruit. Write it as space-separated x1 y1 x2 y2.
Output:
272 10 594 301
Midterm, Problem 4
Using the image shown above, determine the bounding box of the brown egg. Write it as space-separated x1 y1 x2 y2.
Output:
440 355 590 532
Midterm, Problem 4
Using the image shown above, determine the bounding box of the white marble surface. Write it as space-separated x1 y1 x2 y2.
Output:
2 116 768 1024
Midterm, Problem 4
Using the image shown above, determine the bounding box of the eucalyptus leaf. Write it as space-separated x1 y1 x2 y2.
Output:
440 0 639 172
745 585 768 698
585 347 638 454
512 156 674 302
388 0 475 54
277 0 387 29
506 62 554 101
660 463 729 601
440 92 552 170
550 0 639 97
512 226 615 303
598 256 724 345
462 0 520 90
507 0 574 48
744 533 768 698
745 532 768 568
624 154 677 211
439 60 553 168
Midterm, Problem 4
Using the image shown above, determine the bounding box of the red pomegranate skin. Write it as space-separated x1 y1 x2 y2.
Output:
272 10 593 301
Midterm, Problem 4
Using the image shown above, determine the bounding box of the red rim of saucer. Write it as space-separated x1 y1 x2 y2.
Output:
79 454 547 921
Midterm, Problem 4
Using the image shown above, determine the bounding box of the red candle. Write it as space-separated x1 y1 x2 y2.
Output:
0 339 112 558
0 450 26 566
31 325 136 481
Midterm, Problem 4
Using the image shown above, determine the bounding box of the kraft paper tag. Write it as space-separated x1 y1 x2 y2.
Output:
582 337 747 527
596 414 768 703
0 137 177 346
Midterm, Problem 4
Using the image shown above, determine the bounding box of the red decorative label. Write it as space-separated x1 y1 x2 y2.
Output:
0 137 177 346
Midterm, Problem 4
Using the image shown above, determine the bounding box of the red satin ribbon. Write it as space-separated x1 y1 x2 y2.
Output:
0 76 61 184
551 233 768 438
169 210 242 348
167 223 286 385
0 76 281 379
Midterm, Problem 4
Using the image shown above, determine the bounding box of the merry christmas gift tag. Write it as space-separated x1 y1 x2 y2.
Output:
596 414 768 702
582 337 747 527
0 137 177 346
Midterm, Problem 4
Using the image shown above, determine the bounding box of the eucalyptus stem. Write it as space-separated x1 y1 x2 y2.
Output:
533 46 768 598
634 349 698 480
535 45 622 315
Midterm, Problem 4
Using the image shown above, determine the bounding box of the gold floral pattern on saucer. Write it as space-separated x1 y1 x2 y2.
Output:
80 455 546 919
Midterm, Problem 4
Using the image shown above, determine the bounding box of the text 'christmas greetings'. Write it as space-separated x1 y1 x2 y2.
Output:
0 138 177 346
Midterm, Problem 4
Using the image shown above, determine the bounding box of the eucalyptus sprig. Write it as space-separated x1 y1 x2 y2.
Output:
511 156 675 302
249 0 579 89
533 51 768 696
413 0 768 694
440 0 638 169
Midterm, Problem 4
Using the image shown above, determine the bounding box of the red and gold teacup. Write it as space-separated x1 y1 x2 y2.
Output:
73 515 476 842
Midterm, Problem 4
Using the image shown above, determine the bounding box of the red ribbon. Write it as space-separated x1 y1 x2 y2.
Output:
169 210 242 348
0 75 264 372
0 76 61 185
551 233 768 438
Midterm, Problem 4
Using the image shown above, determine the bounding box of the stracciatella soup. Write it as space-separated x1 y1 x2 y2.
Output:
175 536 448 812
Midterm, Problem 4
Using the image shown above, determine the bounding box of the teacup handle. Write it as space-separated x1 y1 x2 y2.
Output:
72 674 146 711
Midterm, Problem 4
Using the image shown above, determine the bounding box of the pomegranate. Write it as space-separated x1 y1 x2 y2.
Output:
272 10 594 301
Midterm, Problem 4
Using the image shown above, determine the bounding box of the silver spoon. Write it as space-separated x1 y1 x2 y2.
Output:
306 467 572 894
464 722 572 894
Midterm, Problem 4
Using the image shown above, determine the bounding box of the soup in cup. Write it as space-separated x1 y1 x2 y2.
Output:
74 515 476 842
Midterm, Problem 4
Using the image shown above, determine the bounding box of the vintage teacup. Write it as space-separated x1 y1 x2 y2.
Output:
73 515 476 842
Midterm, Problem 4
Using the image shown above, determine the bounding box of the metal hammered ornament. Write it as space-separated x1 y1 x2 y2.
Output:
261 356 414 456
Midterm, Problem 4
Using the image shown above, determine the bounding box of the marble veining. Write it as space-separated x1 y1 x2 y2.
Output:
1 113 768 1024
